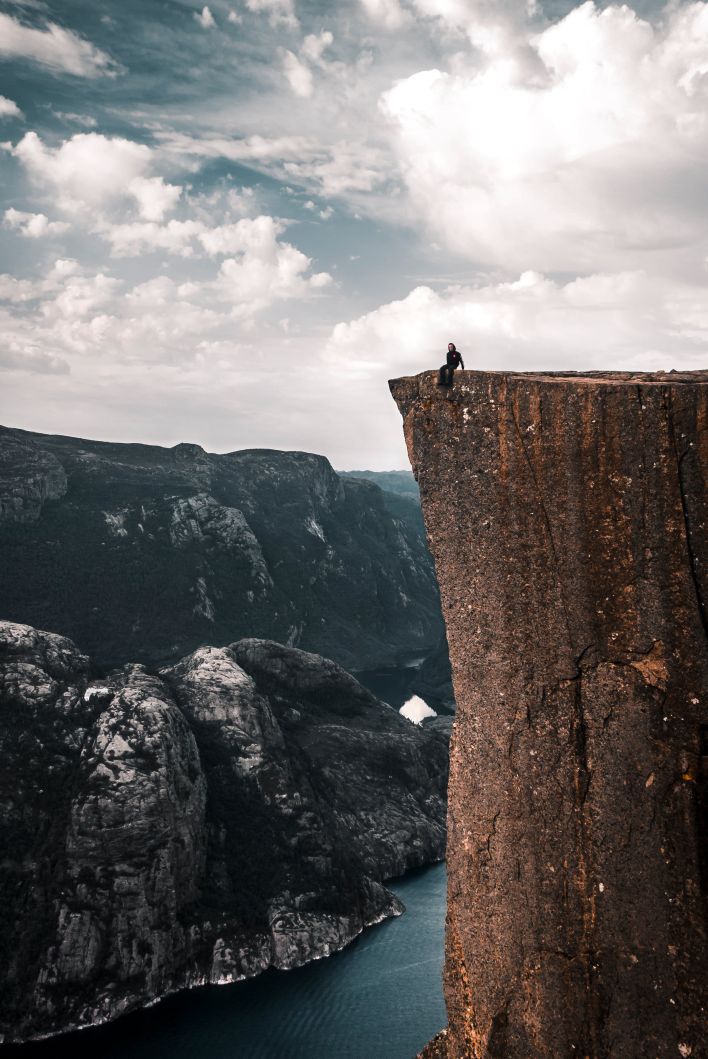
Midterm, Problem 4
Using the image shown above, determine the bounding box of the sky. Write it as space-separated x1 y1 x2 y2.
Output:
0 0 707 468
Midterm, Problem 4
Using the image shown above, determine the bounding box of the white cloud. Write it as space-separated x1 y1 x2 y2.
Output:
3 207 69 237
0 259 88 306
13 131 151 210
43 149 335 329
11 131 183 220
360 0 409 31
282 49 313 96
156 129 313 164
409 0 535 51
53 111 98 128
245 0 298 28
0 96 22 118
0 260 121 364
48 259 81 281
0 343 69 375
128 175 182 221
198 214 281 255
0 261 217 367
98 218 204 257
283 141 389 196
381 2 708 272
327 269 708 377
45 272 121 320
101 213 333 312
301 30 333 64
213 214 332 315
228 10 242 24
96 213 287 262
1 210 332 340
155 126 390 201
0 13 118 77
0 274 37 302
0 235 332 389
310 272 332 288
282 31 333 96
195 6 216 28
303 200 334 219
125 275 179 308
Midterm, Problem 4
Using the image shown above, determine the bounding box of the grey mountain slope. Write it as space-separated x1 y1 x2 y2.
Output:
339 469 420 498
0 426 442 670
0 621 450 1043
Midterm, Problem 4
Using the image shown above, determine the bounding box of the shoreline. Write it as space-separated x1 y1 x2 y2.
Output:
3 859 447 1050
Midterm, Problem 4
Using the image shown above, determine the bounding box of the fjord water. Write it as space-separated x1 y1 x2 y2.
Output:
11 863 446 1059
354 657 425 709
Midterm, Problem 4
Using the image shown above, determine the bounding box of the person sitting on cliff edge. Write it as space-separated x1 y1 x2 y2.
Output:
438 342 465 386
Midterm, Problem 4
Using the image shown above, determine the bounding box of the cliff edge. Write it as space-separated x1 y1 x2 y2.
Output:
390 370 708 1059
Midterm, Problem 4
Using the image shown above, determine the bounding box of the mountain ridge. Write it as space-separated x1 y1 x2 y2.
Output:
0 425 443 671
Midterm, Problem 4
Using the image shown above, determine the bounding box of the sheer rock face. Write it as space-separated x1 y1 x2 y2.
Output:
0 428 441 670
0 433 67 524
390 370 708 1059
0 622 449 1042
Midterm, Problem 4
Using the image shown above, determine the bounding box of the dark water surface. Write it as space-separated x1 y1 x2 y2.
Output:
10 863 447 1059
354 663 422 709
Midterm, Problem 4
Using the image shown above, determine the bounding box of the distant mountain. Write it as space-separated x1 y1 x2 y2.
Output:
339 469 455 710
338 469 426 588
0 622 450 1042
339 469 420 498
0 427 443 670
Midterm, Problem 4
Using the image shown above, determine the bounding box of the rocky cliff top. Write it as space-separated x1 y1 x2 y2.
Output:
393 368 706 393
391 368 708 473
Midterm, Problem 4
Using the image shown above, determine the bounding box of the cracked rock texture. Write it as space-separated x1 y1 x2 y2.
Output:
0 621 449 1042
0 428 441 670
0 432 67 524
391 370 708 1059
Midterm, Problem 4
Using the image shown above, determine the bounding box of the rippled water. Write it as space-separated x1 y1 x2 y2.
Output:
10 863 447 1059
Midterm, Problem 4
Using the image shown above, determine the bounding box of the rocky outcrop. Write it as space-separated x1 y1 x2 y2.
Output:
0 433 67 524
0 429 442 670
0 621 449 1043
391 370 708 1059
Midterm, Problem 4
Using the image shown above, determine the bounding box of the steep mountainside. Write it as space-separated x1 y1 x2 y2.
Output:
391 370 708 1059
0 427 442 670
339 469 420 497
0 621 450 1042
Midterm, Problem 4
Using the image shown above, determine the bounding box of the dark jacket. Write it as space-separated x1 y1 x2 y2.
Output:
446 349 464 369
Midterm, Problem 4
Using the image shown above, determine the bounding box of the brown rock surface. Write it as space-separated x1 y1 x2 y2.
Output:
391 370 708 1059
